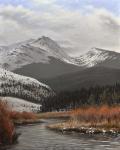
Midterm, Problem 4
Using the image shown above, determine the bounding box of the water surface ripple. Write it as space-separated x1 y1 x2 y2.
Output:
7 119 120 150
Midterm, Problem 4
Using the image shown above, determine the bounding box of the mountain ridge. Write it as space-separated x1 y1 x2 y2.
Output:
0 36 120 80
0 36 75 70
1 36 120 71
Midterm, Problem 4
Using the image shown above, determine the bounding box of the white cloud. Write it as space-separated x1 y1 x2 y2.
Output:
0 3 120 55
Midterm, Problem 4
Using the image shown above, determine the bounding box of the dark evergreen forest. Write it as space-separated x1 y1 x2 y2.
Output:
42 83 120 112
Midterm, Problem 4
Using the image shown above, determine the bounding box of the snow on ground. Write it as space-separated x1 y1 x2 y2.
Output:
1 97 42 112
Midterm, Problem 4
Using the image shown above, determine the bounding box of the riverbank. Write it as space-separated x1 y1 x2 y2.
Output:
37 111 71 119
14 111 71 126
47 106 120 135
47 122 120 135
10 111 42 126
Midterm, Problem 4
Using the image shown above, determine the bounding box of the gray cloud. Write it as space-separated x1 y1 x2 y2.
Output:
0 4 120 56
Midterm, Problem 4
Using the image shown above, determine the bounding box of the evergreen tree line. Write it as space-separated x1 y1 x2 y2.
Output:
42 83 120 112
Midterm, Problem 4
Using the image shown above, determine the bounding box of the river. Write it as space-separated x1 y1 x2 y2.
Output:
5 119 120 150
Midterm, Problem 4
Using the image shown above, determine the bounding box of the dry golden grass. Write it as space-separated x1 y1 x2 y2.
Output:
69 105 120 129
38 111 72 119
47 105 120 132
10 111 37 121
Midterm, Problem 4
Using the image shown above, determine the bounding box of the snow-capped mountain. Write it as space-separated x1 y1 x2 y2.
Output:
0 68 54 104
73 48 110 67
0 36 120 79
0 36 73 70
73 48 120 68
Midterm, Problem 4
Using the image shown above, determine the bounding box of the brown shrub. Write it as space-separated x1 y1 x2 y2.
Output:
0 101 15 145
10 111 37 121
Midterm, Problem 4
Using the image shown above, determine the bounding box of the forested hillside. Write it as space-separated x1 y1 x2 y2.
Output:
0 69 54 104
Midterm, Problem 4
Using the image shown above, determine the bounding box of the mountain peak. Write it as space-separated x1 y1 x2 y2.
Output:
41 36 51 40
36 36 51 42
33 36 57 45
31 36 62 52
89 47 118 54
88 47 107 54
73 47 112 67
0 36 74 70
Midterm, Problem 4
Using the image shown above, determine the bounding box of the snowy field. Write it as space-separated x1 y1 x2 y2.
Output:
1 97 41 112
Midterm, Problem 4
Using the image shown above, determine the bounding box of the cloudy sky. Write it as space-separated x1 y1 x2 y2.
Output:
0 0 120 55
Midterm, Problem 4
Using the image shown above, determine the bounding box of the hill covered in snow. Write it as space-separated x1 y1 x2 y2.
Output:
0 68 54 104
